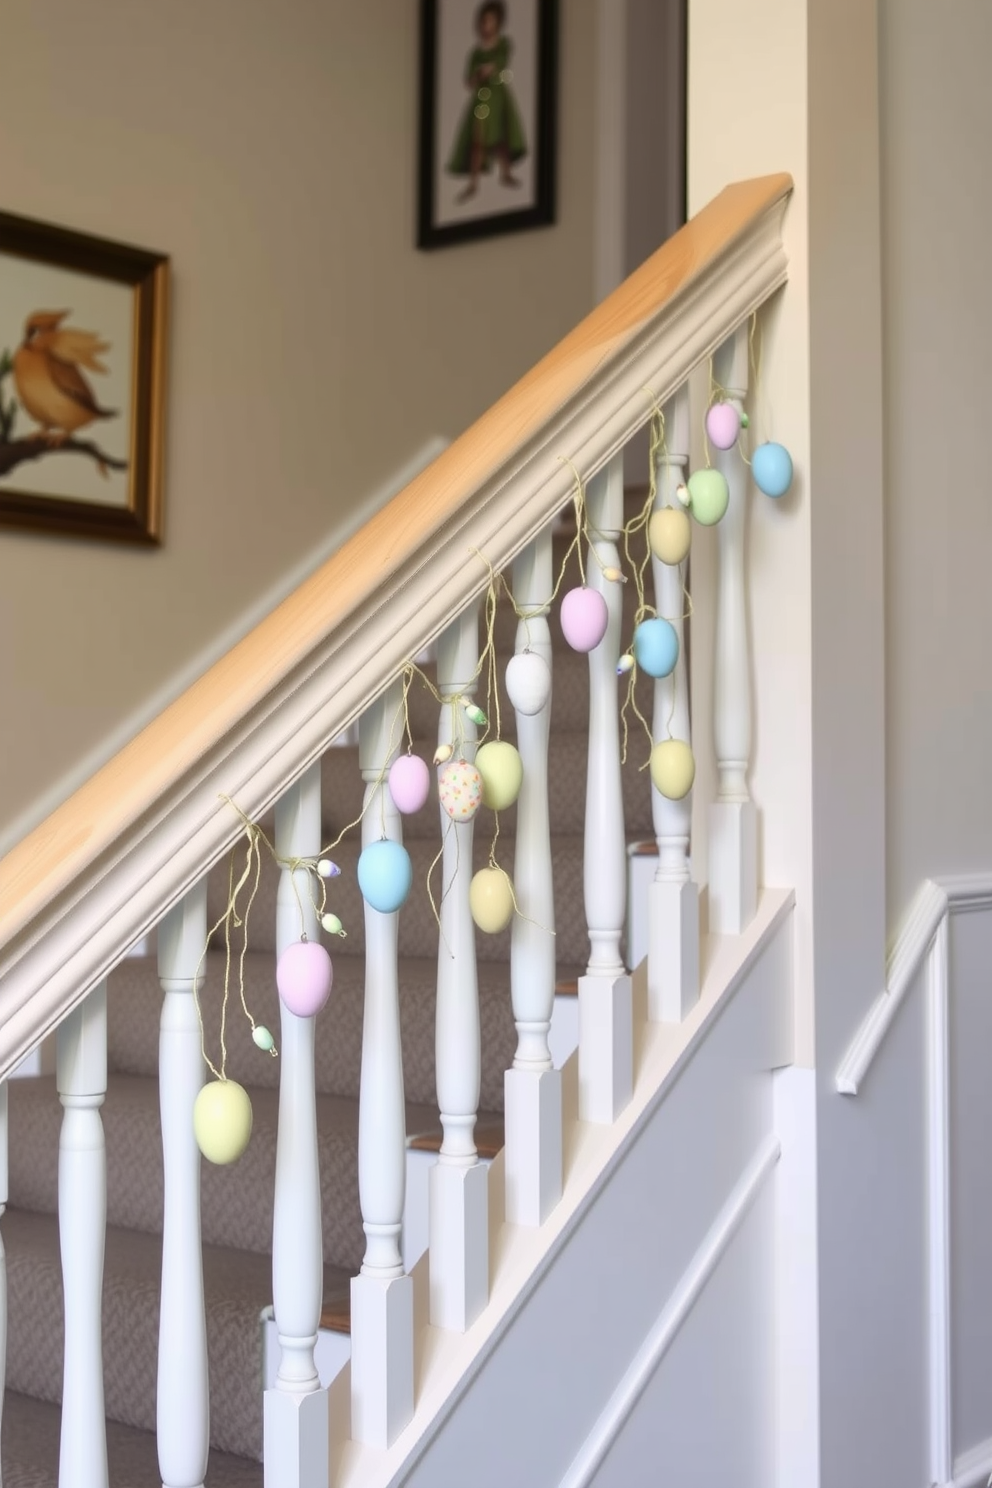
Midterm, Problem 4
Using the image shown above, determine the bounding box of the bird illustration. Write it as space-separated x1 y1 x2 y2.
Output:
12 310 117 442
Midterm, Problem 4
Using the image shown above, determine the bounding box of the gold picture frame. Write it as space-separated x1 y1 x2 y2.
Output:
0 210 168 545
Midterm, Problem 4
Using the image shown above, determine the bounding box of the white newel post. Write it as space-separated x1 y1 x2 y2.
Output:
505 530 562 1225
430 603 489 1331
58 981 109 1488
0 1077 7 1488
265 762 329 1488
709 324 758 935
351 681 414 1447
158 880 209 1488
649 388 700 1021
579 452 634 1123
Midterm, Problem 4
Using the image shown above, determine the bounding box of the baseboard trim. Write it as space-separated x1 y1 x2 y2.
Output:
557 1133 781 1488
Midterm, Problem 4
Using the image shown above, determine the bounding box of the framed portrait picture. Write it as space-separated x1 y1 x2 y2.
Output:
0 211 168 545
418 0 558 249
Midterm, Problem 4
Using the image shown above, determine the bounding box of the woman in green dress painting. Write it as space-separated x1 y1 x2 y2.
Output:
448 1 528 203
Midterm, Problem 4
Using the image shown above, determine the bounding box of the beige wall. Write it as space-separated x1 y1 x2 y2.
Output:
0 0 596 850
880 0 992 920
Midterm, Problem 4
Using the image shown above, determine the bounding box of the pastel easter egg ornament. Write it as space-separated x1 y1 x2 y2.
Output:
438 759 483 822
475 740 523 811
649 739 696 801
633 617 679 679
705 401 741 450
277 938 333 1017
357 839 413 913
469 866 515 934
388 753 431 815
505 650 551 716
560 586 608 653
752 441 794 499
686 469 730 527
648 507 692 566
193 1079 253 1165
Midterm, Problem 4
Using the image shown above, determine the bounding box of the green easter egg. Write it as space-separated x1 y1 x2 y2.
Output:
686 469 730 527
475 740 523 811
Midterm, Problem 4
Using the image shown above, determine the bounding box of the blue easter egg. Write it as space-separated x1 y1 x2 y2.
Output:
632 617 679 678
357 840 412 914
752 442 793 499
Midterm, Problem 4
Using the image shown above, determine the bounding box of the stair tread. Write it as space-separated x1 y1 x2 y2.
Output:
2 1206 343 1461
8 1073 503 1276
2 1390 263 1488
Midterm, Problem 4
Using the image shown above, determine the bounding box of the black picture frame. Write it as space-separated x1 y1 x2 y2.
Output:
418 0 558 250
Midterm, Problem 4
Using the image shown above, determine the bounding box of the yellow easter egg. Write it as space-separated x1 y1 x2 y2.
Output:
648 507 692 565
469 866 515 934
193 1079 253 1165
475 740 523 811
649 740 696 801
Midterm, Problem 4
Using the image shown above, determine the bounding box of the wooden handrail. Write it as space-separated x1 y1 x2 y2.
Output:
0 174 792 1075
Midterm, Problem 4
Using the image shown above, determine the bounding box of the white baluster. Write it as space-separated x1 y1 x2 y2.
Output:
158 881 209 1488
430 603 489 1331
649 387 700 1021
58 982 108 1488
578 453 633 1123
0 1078 7 1488
264 762 329 1488
709 324 758 935
351 681 414 1447
505 531 562 1225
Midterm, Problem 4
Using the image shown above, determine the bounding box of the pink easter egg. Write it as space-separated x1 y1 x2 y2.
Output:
705 402 741 450
277 940 333 1017
438 759 483 822
388 753 430 814
560 587 608 653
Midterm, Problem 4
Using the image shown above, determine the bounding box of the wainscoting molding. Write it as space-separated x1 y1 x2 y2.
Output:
557 1134 781 1488
835 872 992 1488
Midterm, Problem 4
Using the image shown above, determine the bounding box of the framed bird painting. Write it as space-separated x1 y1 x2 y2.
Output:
0 211 168 544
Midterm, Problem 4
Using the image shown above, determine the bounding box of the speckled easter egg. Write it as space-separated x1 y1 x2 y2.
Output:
649 739 696 800
388 753 431 815
193 1079 253 1165
469 866 515 934
686 469 730 527
357 839 413 913
277 939 333 1017
560 586 609 653
752 442 793 499
475 740 523 811
705 402 741 450
633 618 679 679
505 651 551 716
648 507 692 566
438 759 483 822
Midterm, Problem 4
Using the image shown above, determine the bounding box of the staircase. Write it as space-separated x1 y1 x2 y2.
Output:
2 526 655 1479
0 175 795 1487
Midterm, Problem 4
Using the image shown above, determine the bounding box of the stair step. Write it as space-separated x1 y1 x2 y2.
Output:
106 952 533 1115
2 1207 348 1461
2 1391 263 1487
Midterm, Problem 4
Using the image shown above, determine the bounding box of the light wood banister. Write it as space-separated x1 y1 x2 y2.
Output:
0 173 792 1078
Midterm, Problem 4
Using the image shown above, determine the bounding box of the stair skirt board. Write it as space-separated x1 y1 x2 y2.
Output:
329 890 794 1488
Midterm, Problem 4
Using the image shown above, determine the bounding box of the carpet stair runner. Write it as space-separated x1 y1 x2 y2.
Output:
1 527 656 1482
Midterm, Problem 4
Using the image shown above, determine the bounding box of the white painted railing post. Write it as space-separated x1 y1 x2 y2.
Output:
709 324 758 935
505 530 562 1225
157 879 209 1488
57 980 109 1488
0 1077 7 1488
649 388 700 1021
430 603 489 1331
351 681 414 1447
264 762 329 1488
579 453 634 1123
